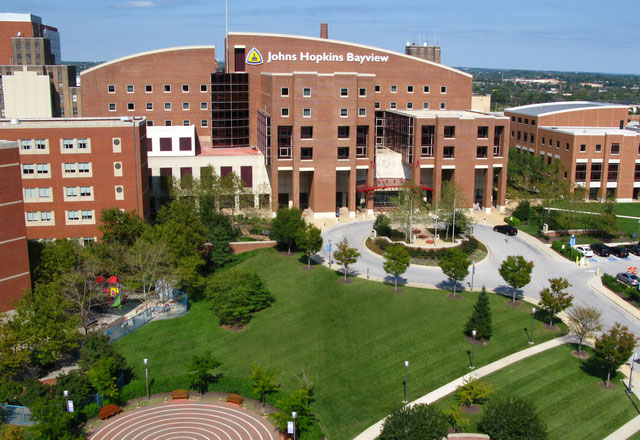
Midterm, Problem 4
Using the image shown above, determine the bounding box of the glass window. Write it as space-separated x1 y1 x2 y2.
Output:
390 102 397 109
40 211 52 222
390 85 397 93
66 187 78 197
20 139 32 150
127 102 135 110
338 126 350 138
340 108 348 117
78 163 90 173
440 86 447 93
37 164 49 174
440 102 446 109
64 163 75 174
407 85 414 93
444 126 455 138
146 102 153 110
423 85 430 93
200 102 208 110
303 108 311 117
358 108 366 116
182 102 190 110
201 119 208 127
22 164 34 174
145 84 152 92
80 186 92 197
281 87 289 97
301 126 313 139
109 103 116 111
108 85 115 93
359 88 367 97
182 84 189 92
611 143 620 155
164 102 171 110
375 85 381 93
38 188 50 198
443 146 454 158
126 85 134 93
200 84 207 92
24 188 36 199
303 88 311 97
26 212 38 222
281 108 289 117
164 84 171 93
422 102 429 109
340 88 348 97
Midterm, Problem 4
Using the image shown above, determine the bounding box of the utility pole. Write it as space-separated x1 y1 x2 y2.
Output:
451 195 456 243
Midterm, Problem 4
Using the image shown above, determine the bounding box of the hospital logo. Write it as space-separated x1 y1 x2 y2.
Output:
246 48 263 65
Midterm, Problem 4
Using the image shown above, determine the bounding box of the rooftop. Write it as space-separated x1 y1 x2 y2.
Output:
540 126 640 136
0 116 146 129
388 109 507 120
505 101 627 117
198 146 262 157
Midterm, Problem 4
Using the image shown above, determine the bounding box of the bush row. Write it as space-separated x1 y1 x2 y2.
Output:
602 273 640 300
374 236 480 260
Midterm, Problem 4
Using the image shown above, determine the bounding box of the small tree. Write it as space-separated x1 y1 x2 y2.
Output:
454 376 494 407
379 404 448 440
270 208 305 254
296 369 315 407
498 255 534 303
566 306 602 356
443 406 469 434
188 352 221 394
125 237 175 305
464 287 492 340
438 248 470 297
478 395 548 440
295 223 323 268
333 237 361 281
383 245 411 291
594 323 637 387
373 214 392 237
388 184 431 243
250 363 280 407
87 357 120 402
538 278 573 326
270 389 315 435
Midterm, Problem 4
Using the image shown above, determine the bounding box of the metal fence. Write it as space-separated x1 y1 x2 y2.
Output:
2 404 33 426
104 291 188 341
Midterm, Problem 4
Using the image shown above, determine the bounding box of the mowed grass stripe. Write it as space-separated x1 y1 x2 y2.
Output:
115 249 563 440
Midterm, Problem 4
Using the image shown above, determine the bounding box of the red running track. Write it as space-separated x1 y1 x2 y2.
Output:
90 402 280 440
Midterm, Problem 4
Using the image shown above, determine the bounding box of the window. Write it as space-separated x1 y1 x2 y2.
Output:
564 142 569 152
340 108 348 117
40 211 52 222
182 84 189 93
440 86 447 94
421 125 434 157
423 85 430 93
26 212 38 222
37 164 49 175
510 116 516 122
303 108 311 117
164 84 171 93
478 126 489 138
22 164 34 175
281 87 289 97
127 102 135 111
580 144 586 152
638 143 640 155
182 102 190 110
67 210 79 221
444 126 455 138
611 143 620 155
575 164 587 182
356 126 368 157
301 147 313 160
548 138 552 146
590 164 602 181
530 134 535 144
556 141 560 149
595 144 602 152
373 85 380 93
281 108 289 117
80 186 92 197
183 120 190 126
635 164 640 182
160 138 172 151
340 88 348 97
126 84 134 93
165 120 172 126
542 137 546 145
200 84 207 92
109 103 116 111
108 85 115 93
303 88 311 97
145 84 152 93
64 163 76 174
179 137 192 151
164 102 171 110
390 85 397 93
439 102 446 110
37 139 50 150
277 126 293 159
301 126 313 139
608 163 619 182
66 187 78 197
78 163 90 173
359 88 367 97
477 146 488 158
200 102 208 110
524 118 529 125
390 102 397 109
511 131 515 138
201 119 208 128
443 146 455 158
24 188 36 199
146 102 153 110
82 210 93 220
20 140 31 150
532 120 536 126
375 102 381 109
407 85 414 93
407 102 413 109
358 108 366 117
338 126 350 138
518 117 522 123
337 147 349 159
36 187 50 198
523 133 528 143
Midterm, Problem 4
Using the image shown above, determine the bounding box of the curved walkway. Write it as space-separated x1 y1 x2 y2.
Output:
89 402 279 440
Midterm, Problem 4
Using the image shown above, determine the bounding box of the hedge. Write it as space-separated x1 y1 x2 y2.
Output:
374 236 481 261
602 273 640 300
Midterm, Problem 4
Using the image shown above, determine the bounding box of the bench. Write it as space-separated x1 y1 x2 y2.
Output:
226 393 243 405
171 389 189 401
98 403 122 420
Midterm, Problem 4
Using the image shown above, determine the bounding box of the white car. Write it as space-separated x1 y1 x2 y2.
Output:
574 245 594 258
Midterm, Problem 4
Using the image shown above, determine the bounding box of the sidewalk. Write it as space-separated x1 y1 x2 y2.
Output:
588 276 640 322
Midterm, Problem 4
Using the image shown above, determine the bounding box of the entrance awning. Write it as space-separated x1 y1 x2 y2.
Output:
356 178 433 193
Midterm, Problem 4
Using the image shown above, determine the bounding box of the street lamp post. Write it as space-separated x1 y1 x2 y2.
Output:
628 352 637 393
403 361 409 403
470 330 476 369
144 358 150 399
328 239 332 269
292 411 297 440
529 308 536 344
471 259 475 291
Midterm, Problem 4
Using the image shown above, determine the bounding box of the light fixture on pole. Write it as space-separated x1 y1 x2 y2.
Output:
529 308 536 344
403 360 409 403
470 330 476 369
143 358 150 399
628 352 637 394
471 259 475 291
292 411 297 440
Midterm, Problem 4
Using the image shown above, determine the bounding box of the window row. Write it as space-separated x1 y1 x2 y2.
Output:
145 120 209 128
278 102 448 118
66 209 95 222
22 163 50 176
278 85 447 97
26 211 53 223
108 84 208 94
276 146 368 160
510 115 537 126
63 162 92 176
574 163 627 183
417 145 501 159
111 102 208 112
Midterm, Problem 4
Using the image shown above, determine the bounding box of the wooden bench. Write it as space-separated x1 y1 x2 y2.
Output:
171 389 189 401
98 403 122 420
226 393 243 405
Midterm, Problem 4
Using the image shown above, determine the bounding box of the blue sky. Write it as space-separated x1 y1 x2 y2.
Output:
5 0 640 74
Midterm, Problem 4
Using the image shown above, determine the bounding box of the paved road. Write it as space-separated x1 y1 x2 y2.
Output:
321 221 640 336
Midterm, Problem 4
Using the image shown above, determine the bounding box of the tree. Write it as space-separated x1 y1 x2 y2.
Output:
464 287 492 340
333 237 361 281
594 323 637 386
53 370 94 410
87 357 120 402
499 255 534 303
188 352 221 395
270 208 305 254
0 320 31 382
383 245 411 291
437 181 472 241
379 404 448 440
32 239 81 286
373 214 392 237
270 389 316 434
387 184 431 243
566 306 602 356
78 333 126 374
478 395 548 440
203 211 237 268
295 223 323 268
124 237 175 305
438 248 470 297
538 278 573 326
443 405 469 434
30 398 83 440
454 376 494 407
250 363 280 407
99 208 145 247
296 369 314 408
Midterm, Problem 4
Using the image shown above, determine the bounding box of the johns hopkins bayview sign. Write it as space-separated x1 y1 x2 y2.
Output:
246 47 390 66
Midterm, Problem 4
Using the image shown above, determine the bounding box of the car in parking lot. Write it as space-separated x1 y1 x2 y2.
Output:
493 224 517 236
573 245 594 258
610 246 629 258
590 243 611 257
617 272 639 286
625 244 640 256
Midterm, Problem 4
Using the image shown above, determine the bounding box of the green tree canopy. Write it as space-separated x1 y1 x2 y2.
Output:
188 352 221 395
594 323 637 386
250 363 280 407
388 184 431 243
498 255 534 303
566 306 602 356
333 237 361 281
538 278 573 326
464 287 493 340
271 208 305 254
269 389 316 434
478 395 548 440
32 239 81 286
99 208 146 247
383 245 411 291
295 223 323 268
438 248 470 297
379 404 448 440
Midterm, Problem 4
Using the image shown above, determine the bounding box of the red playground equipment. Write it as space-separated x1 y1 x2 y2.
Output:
96 275 125 309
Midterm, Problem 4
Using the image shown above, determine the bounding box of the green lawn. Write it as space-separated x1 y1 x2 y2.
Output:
114 248 564 440
434 344 640 439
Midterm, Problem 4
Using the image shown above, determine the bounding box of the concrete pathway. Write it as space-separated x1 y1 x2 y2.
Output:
604 415 640 440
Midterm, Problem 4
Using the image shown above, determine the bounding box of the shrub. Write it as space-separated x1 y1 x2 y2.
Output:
478 395 548 440
80 403 101 422
379 404 448 440
504 216 521 226
390 229 406 241
373 214 392 237
454 377 494 407
513 201 531 222
602 274 639 299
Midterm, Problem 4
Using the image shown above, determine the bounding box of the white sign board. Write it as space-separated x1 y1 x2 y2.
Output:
287 421 294 434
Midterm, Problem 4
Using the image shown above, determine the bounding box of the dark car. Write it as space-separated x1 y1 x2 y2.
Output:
628 244 640 256
590 243 611 257
493 224 517 236
617 272 639 286
611 246 629 258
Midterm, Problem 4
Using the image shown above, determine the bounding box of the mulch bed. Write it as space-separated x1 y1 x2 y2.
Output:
300 266 315 271
543 323 560 331
448 294 463 300
461 404 481 414
599 382 615 390
220 323 247 332
465 336 490 345
390 288 403 294
571 350 590 360
506 300 523 307
339 278 354 284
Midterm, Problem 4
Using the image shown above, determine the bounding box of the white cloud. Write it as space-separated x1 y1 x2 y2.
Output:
116 1 156 8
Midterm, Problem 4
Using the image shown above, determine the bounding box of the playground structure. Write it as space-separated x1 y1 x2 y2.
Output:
96 275 126 309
